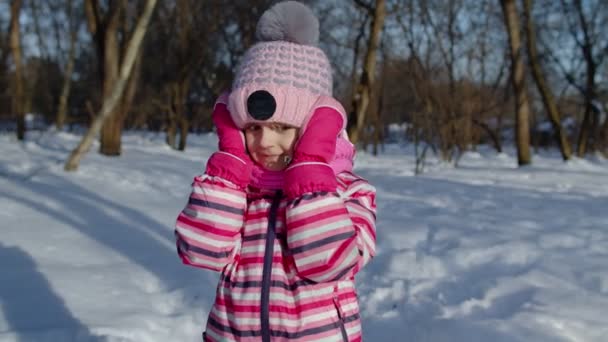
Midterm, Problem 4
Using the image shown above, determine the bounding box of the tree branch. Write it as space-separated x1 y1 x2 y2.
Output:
353 0 373 13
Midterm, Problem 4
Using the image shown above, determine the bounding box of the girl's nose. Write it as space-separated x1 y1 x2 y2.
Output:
258 127 276 147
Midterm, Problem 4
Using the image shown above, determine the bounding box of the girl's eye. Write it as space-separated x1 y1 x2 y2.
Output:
246 124 261 132
273 125 291 132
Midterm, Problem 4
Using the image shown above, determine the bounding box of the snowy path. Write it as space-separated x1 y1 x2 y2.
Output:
1 132 607 341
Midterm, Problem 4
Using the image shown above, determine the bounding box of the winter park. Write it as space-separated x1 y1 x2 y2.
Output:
1 1 608 342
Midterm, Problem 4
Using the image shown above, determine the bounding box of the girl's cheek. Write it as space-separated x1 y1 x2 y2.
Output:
244 133 254 153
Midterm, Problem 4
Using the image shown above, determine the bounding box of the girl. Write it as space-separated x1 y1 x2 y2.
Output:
175 2 376 341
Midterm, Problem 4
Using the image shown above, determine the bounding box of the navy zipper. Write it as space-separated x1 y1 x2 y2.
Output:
334 296 348 342
261 191 282 342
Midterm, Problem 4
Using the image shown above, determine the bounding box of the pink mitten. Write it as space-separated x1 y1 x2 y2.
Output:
205 93 252 189
284 98 345 198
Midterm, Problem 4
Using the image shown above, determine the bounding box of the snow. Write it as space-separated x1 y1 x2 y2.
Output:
1 131 607 342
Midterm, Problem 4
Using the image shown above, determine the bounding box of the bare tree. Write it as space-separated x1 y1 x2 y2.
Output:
501 0 532 165
419 0 470 161
393 0 445 167
85 0 147 156
9 0 25 140
371 37 388 156
466 0 511 153
0 22 8 117
53 0 79 131
540 0 608 155
523 0 571 160
348 11 368 123
155 0 213 151
65 0 157 171
348 0 386 145
562 0 607 156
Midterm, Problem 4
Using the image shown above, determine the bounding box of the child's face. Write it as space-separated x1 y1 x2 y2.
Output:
244 123 298 171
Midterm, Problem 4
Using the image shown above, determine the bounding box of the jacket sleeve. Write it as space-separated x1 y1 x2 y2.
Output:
174 174 246 272
285 172 376 283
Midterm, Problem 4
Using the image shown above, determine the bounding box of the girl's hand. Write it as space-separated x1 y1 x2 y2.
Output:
284 96 347 198
293 106 344 164
205 93 252 189
213 93 247 158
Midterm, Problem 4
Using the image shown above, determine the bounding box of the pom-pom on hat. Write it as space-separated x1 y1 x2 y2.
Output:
228 1 334 129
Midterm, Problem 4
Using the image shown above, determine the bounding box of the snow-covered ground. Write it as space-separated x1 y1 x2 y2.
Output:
1 131 607 342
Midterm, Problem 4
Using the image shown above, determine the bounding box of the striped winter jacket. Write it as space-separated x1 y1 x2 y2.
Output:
175 171 377 342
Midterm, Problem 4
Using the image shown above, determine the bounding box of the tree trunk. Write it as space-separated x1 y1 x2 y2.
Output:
56 44 75 130
176 80 191 151
9 0 25 141
577 105 592 156
99 109 123 155
522 0 571 160
164 76 192 150
65 0 157 171
600 109 608 155
166 112 177 148
571 0 597 157
178 116 189 151
574 60 596 157
98 1 124 156
100 50 142 154
501 0 531 166
348 16 367 138
371 98 381 156
165 84 180 149
56 1 77 131
373 48 387 156
348 0 386 145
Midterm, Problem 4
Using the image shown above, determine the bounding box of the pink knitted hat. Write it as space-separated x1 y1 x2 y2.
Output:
228 1 334 129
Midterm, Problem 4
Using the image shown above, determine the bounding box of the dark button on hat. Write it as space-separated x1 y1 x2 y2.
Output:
247 90 276 120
